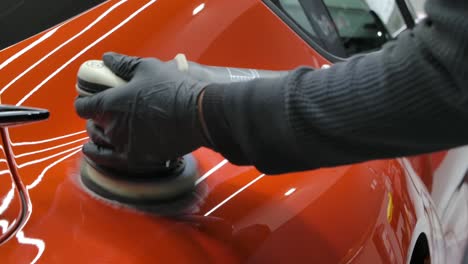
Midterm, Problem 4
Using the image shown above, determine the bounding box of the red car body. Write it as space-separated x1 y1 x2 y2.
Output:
0 0 466 263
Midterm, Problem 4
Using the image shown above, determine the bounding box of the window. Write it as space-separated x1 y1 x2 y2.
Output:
324 0 406 56
407 0 427 21
270 0 408 58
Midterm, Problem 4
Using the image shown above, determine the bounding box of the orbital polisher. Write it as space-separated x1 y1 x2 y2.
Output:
77 54 285 207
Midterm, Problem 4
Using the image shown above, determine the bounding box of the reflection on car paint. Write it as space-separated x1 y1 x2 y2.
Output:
0 0 465 262
0 142 24 243
9 130 86 146
18 145 82 169
0 28 60 74
192 3 205 16
17 0 147 106
0 0 127 96
0 183 15 215
26 148 82 190
15 137 88 158
16 231 45 264
195 159 228 185
3 130 85 263
204 174 266 216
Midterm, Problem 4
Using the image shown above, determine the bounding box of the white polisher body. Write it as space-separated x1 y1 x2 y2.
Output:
76 60 127 96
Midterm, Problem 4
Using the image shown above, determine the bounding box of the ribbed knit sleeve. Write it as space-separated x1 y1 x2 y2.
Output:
202 0 468 174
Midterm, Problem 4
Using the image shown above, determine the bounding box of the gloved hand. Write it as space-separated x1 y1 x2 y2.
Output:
75 52 211 173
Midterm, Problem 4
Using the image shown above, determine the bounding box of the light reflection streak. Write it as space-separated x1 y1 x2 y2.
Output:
0 220 8 234
345 246 364 264
195 159 228 186
0 184 15 215
15 147 82 263
284 188 296 196
18 146 82 169
27 148 82 190
0 158 14 222
11 130 86 146
17 0 158 106
0 0 128 95
193 3 205 15
15 137 88 158
0 27 60 71
0 170 11 175
204 174 265 216
16 231 45 264
0 176 15 232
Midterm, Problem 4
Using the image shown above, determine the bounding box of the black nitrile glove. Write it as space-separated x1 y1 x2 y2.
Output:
75 52 210 173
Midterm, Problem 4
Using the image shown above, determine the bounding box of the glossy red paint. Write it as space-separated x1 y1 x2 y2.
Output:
0 140 24 244
0 0 453 263
407 151 448 193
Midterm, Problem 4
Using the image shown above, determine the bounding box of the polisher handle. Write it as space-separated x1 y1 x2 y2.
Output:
77 54 286 96
174 54 288 83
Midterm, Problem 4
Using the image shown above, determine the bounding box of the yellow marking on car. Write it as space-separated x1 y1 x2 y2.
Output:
387 192 394 223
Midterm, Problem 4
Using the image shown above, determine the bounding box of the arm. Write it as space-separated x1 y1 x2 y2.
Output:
201 0 468 174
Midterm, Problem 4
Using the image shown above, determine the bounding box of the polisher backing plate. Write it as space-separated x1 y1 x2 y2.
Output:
80 154 198 205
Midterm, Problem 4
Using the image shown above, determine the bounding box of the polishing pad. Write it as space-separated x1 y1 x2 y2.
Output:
80 154 198 204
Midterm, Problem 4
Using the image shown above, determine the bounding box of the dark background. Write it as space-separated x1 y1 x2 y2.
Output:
0 0 105 49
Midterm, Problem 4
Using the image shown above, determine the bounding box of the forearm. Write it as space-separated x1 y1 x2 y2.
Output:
201 1 468 174
202 75 299 171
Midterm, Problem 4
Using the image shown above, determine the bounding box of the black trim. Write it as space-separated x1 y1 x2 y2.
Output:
78 78 112 94
396 0 416 29
262 0 345 63
0 105 49 127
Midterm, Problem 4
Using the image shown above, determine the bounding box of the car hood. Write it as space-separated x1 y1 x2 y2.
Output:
0 0 416 262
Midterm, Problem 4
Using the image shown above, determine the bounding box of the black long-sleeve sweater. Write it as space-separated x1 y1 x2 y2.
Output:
202 0 468 174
